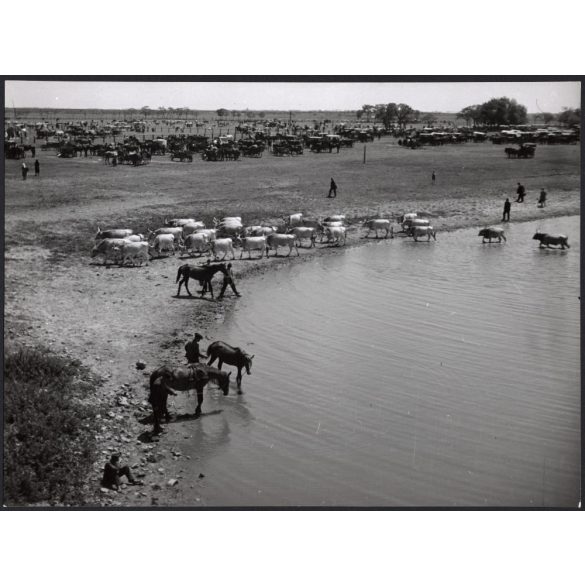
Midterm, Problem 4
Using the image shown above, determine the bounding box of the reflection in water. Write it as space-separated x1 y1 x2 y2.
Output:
181 217 580 507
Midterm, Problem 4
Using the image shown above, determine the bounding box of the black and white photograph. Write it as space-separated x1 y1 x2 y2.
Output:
3 77 581 509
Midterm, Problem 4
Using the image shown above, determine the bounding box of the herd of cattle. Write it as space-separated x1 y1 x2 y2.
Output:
90 211 570 269
89 212 445 268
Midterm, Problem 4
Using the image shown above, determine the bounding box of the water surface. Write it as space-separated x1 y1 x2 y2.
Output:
176 216 580 507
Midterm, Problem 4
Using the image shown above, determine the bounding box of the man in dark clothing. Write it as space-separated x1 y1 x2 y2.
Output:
101 453 140 490
502 198 511 222
185 333 206 364
538 188 547 208
21 162 28 180
34 159 40 176
217 263 241 300
327 178 337 198
516 182 526 203
432 170 436 183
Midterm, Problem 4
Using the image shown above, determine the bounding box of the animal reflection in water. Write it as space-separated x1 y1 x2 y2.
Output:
149 364 231 433
207 341 254 391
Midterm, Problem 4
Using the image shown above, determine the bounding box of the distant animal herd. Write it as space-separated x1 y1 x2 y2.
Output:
91 212 570 269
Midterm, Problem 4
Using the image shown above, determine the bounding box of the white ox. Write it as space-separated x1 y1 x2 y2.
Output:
363 219 393 239
148 227 184 244
116 241 150 266
266 233 299 257
288 226 316 248
165 217 196 227
283 213 303 228
194 228 217 241
150 233 177 256
125 234 146 242
238 236 267 259
399 213 417 223
95 227 133 240
182 233 210 256
402 218 430 231
210 238 236 260
244 225 278 237
324 226 347 246
408 226 437 242
91 238 131 265
324 215 346 223
182 221 207 236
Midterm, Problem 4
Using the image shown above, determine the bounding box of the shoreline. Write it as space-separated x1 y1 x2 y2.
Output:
4 186 580 507
90 201 582 507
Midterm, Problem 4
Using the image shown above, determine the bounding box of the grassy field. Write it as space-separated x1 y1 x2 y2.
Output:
5 137 580 251
4 134 580 506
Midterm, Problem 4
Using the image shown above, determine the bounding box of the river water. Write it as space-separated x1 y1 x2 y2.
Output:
176 216 580 507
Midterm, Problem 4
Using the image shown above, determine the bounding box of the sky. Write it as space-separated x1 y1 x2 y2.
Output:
4 80 581 113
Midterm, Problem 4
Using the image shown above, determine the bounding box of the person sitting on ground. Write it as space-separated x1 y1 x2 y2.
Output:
101 453 142 490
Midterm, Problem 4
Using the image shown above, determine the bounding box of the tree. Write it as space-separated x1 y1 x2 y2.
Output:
458 98 527 127
216 108 229 118
358 104 375 122
557 107 580 127
457 105 481 126
373 103 396 129
396 103 416 128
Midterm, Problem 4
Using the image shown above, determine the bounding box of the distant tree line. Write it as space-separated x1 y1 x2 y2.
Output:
356 103 421 129
457 97 580 128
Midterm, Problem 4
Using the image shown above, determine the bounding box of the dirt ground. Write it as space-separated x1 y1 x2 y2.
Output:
4 137 580 506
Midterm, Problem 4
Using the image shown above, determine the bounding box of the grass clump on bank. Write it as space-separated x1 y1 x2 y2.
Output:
4 346 100 506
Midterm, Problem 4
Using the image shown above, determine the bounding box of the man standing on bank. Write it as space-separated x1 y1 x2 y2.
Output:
185 333 207 364
327 178 337 198
217 263 241 300
502 198 511 222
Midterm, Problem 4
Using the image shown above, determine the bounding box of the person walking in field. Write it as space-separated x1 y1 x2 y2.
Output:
328 178 337 198
217 263 241 300
538 188 547 208
432 170 436 183
185 333 206 364
34 159 40 176
515 182 526 203
21 162 28 180
502 198 511 222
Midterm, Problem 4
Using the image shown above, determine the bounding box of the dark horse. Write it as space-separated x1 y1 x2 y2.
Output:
149 364 231 433
176 262 228 298
207 341 254 392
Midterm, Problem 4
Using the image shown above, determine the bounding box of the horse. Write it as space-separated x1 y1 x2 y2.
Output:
207 341 254 391
176 263 228 298
149 364 231 433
